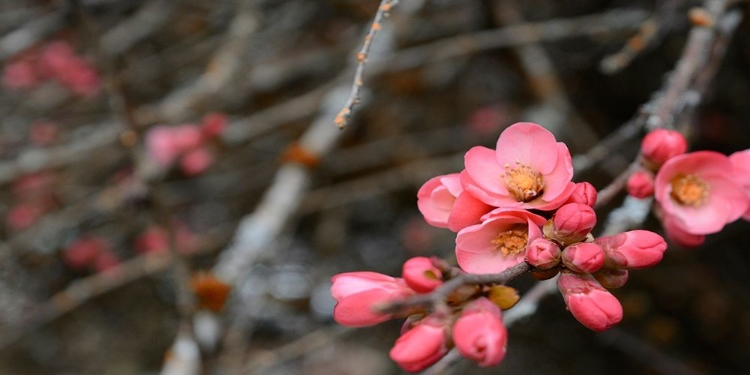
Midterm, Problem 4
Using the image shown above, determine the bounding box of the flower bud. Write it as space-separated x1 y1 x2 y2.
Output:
562 242 605 273
627 169 655 198
330 272 414 327
453 298 508 367
595 230 667 269
557 272 623 332
592 268 629 289
525 238 561 270
565 182 598 207
390 316 449 372
544 203 597 245
641 129 687 167
402 257 443 293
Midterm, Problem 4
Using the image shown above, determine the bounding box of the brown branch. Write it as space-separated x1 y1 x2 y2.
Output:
335 0 396 129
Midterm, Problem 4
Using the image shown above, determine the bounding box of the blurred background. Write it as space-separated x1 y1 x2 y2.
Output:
0 0 749 374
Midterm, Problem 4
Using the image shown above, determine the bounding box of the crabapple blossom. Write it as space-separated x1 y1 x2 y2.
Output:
557 272 623 332
641 129 687 168
462 122 575 210
417 173 491 232
452 298 508 367
561 242 605 273
655 151 748 235
525 238 561 270
456 208 546 274
402 257 443 293
627 169 655 198
331 272 414 327
595 230 667 269
389 316 449 372
544 203 597 246
729 149 750 220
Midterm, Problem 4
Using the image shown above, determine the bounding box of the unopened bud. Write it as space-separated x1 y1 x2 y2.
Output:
526 238 561 270
595 230 667 269
544 203 597 245
565 182 598 207
557 272 623 332
627 169 655 198
641 129 687 168
402 257 443 293
562 242 605 273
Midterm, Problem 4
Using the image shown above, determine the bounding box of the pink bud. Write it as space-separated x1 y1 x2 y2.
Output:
592 268 629 289
135 226 169 254
180 148 214 176
565 182 598 207
627 169 655 198
545 203 597 245
595 230 667 269
202 112 228 138
64 236 109 270
562 242 605 273
525 238 561 270
402 257 443 293
390 316 448 372
557 272 623 332
171 125 204 151
663 217 705 247
330 272 413 327
641 129 687 167
452 298 508 367
5 204 40 231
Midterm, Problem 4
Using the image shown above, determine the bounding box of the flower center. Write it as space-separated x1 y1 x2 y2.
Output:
502 162 544 202
491 224 529 257
670 174 709 206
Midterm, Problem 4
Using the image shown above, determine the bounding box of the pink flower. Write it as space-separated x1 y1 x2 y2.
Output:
462 122 575 210
402 257 443 293
390 316 448 372
456 209 546 274
417 173 491 232
330 272 414 327
146 127 180 167
641 129 687 167
565 182 598 207
561 242 605 274
655 151 749 235
180 147 214 176
627 169 655 199
557 272 623 332
453 298 508 367
595 230 667 269
662 216 705 247
525 238 561 270
544 203 597 246
729 149 750 220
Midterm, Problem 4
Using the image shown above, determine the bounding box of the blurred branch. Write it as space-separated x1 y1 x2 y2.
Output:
0 5 68 61
100 0 176 57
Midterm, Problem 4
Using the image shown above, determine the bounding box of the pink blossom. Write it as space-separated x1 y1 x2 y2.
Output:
453 298 508 367
662 216 706 247
592 268 629 289
146 127 180 167
456 209 546 274
595 230 667 269
135 226 170 254
544 203 597 246
627 169 655 198
655 151 749 235
171 125 204 150
557 272 623 332
330 272 414 327
390 316 448 372
641 129 687 167
525 238 561 270
565 182 597 207
561 242 605 273
180 147 214 176
39 41 77 77
462 122 575 210
402 257 443 293
729 149 750 220
64 236 110 270
201 112 228 138
417 173 492 231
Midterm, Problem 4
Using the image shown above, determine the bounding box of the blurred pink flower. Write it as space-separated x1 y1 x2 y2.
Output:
401 257 442 293
729 149 750 221
452 298 508 367
655 151 748 235
6 204 40 231
627 169 655 198
390 316 448 372
417 173 491 232
201 112 228 138
462 122 575 210
557 272 623 332
456 208 546 274
331 272 413 327
180 147 214 176
3 58 39 90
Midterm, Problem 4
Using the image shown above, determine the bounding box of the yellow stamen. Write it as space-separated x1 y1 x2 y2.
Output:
503 163 544 202
491 224 529 257
670 174 709 206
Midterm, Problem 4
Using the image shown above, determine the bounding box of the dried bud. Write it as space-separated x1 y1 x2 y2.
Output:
488 285 520 310
557 272 623 332
565 182 598 207
562 242 605 273
402 257 443 293
191 272 232 312
592 268 629 289
595 230 667 269
526 238 561 270
544 203 597 245
641 129 687 168
627 169 655 198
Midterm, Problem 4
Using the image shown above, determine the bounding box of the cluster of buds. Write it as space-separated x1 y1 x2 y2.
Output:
626 129 750 246
2 40 100 96
145 113 228 176
331 123 669 372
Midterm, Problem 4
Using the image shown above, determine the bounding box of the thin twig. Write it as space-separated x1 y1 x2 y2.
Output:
335 0 396 129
